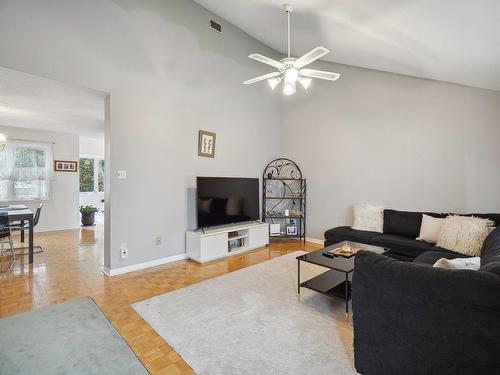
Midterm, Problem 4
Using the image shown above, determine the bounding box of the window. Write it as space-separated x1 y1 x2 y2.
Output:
0 141 53 201
79 157 104 193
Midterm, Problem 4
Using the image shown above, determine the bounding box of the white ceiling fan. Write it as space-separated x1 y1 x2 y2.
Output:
243 4 340 96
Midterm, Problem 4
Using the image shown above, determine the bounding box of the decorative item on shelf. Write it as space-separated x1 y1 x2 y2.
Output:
286 226 298 235
293 188 304 196
80 205 98 226
54 160 78 172
262 158 306 242
266 209 277 217
197 130 216 158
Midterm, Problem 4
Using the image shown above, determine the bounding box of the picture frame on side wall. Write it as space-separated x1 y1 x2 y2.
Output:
198 130 216 158
54 160 78 172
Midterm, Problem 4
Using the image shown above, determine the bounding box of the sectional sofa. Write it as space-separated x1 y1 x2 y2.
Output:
324 209 500 262
324 209 500 375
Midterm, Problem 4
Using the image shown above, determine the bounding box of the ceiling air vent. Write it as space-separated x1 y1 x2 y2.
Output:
209 19 222 34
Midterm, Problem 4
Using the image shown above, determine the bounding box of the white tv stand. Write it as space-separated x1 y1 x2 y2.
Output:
186 222 269 263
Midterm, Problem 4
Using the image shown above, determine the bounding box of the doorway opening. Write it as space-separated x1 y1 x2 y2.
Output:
0 66 110 273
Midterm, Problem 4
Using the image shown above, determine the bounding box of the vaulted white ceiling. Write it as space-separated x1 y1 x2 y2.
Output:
196 0 500 91
0 67 106 137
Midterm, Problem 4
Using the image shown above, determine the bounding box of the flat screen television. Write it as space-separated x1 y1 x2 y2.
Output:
196 177 259 228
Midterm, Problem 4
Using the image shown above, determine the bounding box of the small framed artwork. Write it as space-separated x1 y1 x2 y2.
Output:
286 226 298 235
54 160 78 172
198 130 216 158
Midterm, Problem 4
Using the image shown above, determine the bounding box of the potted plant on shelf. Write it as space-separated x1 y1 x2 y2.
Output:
80 205 99 226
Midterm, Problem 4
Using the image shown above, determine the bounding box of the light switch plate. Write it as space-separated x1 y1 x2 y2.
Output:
117 170 127 179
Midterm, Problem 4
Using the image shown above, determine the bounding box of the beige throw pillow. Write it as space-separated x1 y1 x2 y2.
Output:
417 214 445 244
436 215 494 256
351 204 384 233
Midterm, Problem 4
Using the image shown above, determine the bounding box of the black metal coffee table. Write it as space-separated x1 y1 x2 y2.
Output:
297 241 386 320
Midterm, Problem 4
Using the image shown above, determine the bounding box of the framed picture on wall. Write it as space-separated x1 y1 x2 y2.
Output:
54 160 78 172
198 130 216 158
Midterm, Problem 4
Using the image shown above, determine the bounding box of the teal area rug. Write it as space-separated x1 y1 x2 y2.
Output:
0 297 148 375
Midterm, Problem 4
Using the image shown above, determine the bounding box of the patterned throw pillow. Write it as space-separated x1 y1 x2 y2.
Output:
351 204 384 233
436 215 495 256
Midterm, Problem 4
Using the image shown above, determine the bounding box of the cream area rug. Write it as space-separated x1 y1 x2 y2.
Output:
132 251 357 375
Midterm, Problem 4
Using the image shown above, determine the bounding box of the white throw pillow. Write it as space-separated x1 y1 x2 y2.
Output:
436 215 494 256
433 257 481 271
417 214 445 244
351 204 384 233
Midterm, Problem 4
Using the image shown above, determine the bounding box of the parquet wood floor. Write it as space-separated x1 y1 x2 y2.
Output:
0 227 321 374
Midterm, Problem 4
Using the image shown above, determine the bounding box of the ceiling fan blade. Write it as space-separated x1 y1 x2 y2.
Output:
243 71 281 85
248 54 285 70
300 68 340 81
294 46 330 69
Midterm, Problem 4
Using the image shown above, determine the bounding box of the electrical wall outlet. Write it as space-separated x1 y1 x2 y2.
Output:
155 236 162 246
120 243 128 259
117 170 127 179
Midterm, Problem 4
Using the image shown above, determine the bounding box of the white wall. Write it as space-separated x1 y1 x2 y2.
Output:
281 62 500 239
0 0 281 270
0 125 80 232
79 136 104 158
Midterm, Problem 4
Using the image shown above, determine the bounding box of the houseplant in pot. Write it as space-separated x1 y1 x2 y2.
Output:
80 205 99 226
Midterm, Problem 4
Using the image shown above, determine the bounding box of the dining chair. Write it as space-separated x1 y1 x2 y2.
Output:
10 203 44 255
0 212 15 272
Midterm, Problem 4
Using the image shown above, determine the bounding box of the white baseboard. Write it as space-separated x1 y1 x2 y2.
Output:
305 237 324 244
102 253 188 277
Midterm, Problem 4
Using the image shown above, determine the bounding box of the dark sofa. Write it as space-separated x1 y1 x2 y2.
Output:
324 209 500 261
352 227 500 375
329 210 500 374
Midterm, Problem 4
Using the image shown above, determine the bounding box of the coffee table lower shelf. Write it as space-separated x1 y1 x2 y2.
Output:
299 269 352 300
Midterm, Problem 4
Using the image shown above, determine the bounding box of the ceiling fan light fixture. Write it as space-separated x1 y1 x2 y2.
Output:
243 4 339 95
299 77 312 90
284 68 299 84
268 77 281 90
283 82 296 96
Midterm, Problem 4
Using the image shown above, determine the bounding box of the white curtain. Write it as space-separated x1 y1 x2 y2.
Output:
0 140 53 201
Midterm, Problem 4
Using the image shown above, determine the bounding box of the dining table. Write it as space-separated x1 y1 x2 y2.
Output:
0 204 35 264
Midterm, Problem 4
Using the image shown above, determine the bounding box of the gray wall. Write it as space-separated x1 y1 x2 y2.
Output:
1 0 499 263
0 125 80 232
0 0 281 269
281 62 500 240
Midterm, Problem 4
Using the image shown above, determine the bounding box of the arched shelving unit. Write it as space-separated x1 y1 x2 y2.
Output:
262 158 306 242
